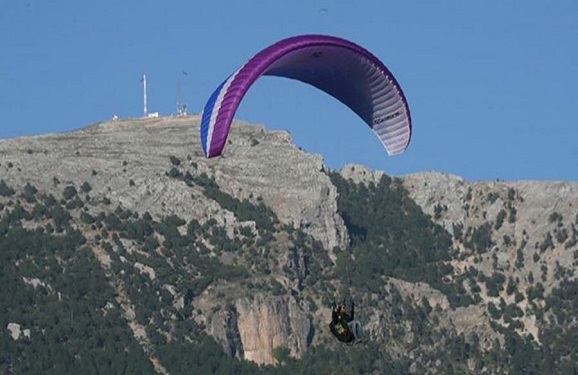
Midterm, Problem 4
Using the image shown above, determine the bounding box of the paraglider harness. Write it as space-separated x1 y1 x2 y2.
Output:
329 300 355 344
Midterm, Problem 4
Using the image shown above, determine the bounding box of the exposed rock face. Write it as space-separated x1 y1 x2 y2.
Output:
206 295 313 365
206 121 349 253
340 163 385 185
207 305 245 359
6 323 30 341
236 295 312 365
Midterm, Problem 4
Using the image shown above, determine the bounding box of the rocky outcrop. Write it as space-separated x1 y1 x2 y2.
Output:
6 323 30 341
202 121 349 253
340 163 385 185
207 305 245 359
206 295 313 365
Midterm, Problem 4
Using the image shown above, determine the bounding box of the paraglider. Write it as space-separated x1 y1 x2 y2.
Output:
200 34 412 159
329 300 363 344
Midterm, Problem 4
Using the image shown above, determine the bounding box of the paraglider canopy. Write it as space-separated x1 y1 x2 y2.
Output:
200 34 412 158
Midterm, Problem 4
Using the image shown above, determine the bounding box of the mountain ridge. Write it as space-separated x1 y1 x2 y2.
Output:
1 115 577 374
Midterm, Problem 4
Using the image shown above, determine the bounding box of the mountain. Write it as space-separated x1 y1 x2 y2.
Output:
1 115 577 374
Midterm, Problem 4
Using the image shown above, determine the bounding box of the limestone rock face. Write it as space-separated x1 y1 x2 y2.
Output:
206 122 349 253
207 295 313 365
237 295 312 365
6 323 30 341
340 163 385 185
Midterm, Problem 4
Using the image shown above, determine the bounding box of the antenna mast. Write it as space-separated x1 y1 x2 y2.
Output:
176 78 180 115
176 71 188 116
142 74 148 117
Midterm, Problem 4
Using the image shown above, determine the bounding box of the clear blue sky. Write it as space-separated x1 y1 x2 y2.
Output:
1 0 577 181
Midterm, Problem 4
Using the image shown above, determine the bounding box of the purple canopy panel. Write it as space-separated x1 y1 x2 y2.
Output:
200 34 412 158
